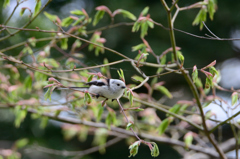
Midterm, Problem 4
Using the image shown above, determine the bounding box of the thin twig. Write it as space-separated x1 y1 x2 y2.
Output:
202 22 220 39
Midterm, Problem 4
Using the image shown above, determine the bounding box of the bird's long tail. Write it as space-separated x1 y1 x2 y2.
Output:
57 87 89 92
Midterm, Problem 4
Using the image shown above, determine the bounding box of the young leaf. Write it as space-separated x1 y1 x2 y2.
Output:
87 75 94 82
168 104 181 116
132 21 141 32
132 43 146 52
209 66 218 77
117 69 125 82
44 87 52 101
97 104 104 122
158 118 170 135
128 92 133 106
195 77 203 88
113 9 136 21
72 16 85 26
231 92 238 106
24 75 32 92
141 6 149 16
192 65 198 83
78 126 88 142
184 132 193 148
15 138 29 149
44 11 58 21
177 51 184 63
60 38 68 50
61 17 74 27
208 0 217 20
20 7 27 16
126 122 133 130
192 8 207 30
3 0 10 8
34 0 41 16
140 22 148 38
70 10 84 15
40 116 48 129
14 106 27 128
93 10 105 26
205 76 213 89
129 141 140 157
131 75 144 83
155 86 173 99
151 142 160 157
84 92 92 104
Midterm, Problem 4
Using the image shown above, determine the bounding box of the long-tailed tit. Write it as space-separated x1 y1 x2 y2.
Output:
62 79 126 101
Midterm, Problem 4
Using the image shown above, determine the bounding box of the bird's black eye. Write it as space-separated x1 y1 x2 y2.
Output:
117 84 120 86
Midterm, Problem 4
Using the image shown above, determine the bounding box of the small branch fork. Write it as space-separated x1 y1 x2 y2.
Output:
116 99 156 152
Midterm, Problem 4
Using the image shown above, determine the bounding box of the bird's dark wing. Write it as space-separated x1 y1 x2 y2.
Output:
85 79 108 86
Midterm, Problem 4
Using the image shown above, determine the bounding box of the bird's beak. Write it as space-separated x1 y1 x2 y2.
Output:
121 86 126 89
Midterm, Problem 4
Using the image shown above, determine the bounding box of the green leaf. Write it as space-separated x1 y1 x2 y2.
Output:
151 142 160 157
3 0 10 8
117 68 125 82
158 118 170 135
115 9 136 21
184 132 193 148
40 116 48 129
192 66 198 83
61 17 74 27
140 22 148 38
131 75 144 83
192 8 207 30
34 0 41 16
97 104 104 122
44 87 52 101
205 76 213 89
126 122 133 130
195 77 203 88
129 141 140 157
62 127 78 140
155 86 173 99
105 111 116 129
168 104 181 116
45 58 59 68
60 38 68 50
141 6 149 16
28 37 36 47
93 10 105 26
208 0 217 20
128 92 133 106
84 92 92 104
87 75 94 82
20 8 27 16
209 66 218 77
146 20 154 28
177 51 184 63
231 92 238 106
44 11 58 21
72 16 85 26
15 138 29 149
132 21 141 32
24 75 32 92
70 9 84 15
92 128 108 148
132 43 146 52
14 106 27 128
202 101 211 108
78 126 88 142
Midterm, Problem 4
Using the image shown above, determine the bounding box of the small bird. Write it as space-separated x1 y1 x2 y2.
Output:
62 79 126 101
